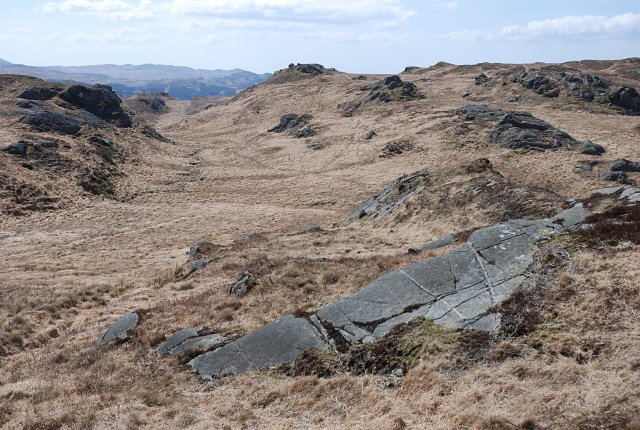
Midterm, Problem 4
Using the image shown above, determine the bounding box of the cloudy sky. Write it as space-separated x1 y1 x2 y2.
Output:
1 0 639 73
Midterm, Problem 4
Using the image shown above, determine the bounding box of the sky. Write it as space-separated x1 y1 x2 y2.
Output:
1 0 639 73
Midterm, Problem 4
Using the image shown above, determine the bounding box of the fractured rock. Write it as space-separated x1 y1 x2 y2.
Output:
229 272 254 298
268 113 312 134
170 333 227 356
2 141 29 156
157 327 203 357
188 315 329 379
97 312 139 345
348 170 430 221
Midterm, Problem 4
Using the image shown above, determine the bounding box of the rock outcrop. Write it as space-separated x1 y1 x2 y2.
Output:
186 206 591 379
513 68 640 113
59 84 132 127
21 111 82 135
267 113 315 138
368 75 421 103
348 170 430 221
491 111 578 150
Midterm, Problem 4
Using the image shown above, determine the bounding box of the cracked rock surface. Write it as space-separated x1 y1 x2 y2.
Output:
187 206 591 379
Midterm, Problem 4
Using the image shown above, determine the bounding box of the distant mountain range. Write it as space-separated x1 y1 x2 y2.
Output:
0 58 271 99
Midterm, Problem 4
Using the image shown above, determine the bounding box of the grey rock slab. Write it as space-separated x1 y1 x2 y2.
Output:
421 234 456 251
551 205 592 229
188 315 328 379
98 312 139 345
157 327 203 357
628 193 640 203
592 186 625 196
619 187 640 200
170 333 227 356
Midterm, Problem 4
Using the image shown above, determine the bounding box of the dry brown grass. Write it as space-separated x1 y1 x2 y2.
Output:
2 61 640 429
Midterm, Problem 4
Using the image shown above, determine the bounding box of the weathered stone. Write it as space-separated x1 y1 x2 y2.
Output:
188 240 214 256
89 135 114 148
367 75 421 103
59 84 132 127
619 187 640 200
2 141 29 156
229 272 254 297
170 333 227 356
21 111 81 135
157 327 203 357
580 140 605 155
348 170 429 221
296 225 322 235
365 130 377 140
592 186 625 196
18 86 61 101
490 111 577 150
610 159 640 173
189 315 328 379
421 234 456 251
475 73 489 85
268 113 312 134
457 105 502 121
601 171 632 184
98 312 139 345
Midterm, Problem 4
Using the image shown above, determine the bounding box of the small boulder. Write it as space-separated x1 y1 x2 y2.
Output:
580 141 605 156
610 159 640 173
601 171 632 184
89 135 114 148
229 272 254 298
475 73 489 85
2 141 29 156
97 312 139 345
365 130 377 140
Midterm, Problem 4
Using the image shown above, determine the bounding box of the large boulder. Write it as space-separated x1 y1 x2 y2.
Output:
59 84 132 127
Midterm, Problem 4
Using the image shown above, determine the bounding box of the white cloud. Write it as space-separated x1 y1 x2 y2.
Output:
440 13 640 42
39 0 154 19
38 0 414 25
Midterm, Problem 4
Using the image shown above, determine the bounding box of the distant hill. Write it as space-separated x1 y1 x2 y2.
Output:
0 58 271 99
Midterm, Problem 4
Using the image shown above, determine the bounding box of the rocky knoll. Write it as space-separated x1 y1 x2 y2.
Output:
513 68 640 114
188 206 590 379
459 105 579 150
342 75 421 116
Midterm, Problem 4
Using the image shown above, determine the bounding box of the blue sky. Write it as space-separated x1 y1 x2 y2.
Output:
1 0 639 73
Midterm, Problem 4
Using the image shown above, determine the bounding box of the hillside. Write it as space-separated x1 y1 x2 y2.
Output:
0 58 271 99
0 59 639 429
